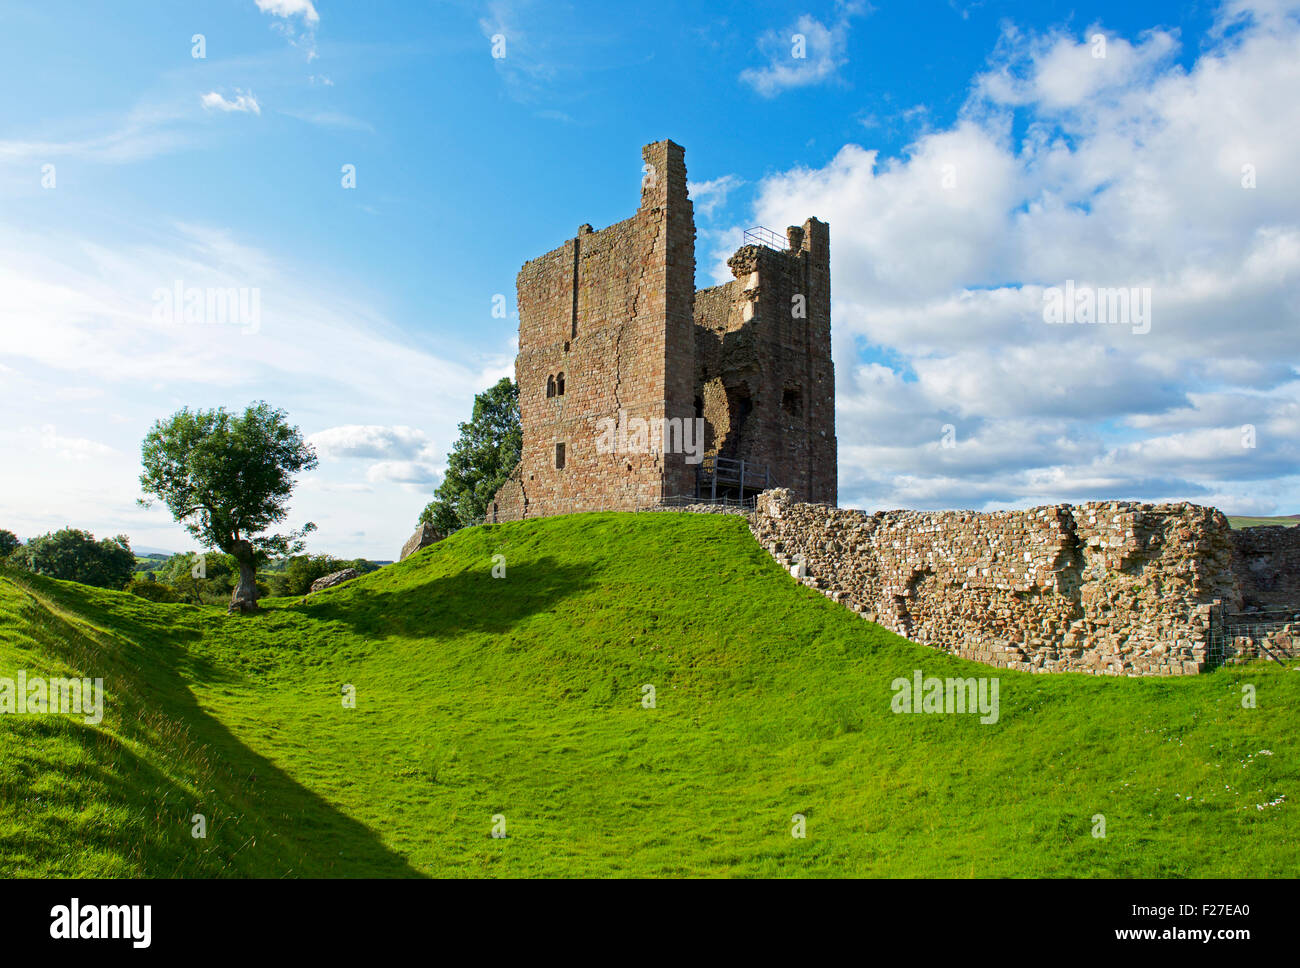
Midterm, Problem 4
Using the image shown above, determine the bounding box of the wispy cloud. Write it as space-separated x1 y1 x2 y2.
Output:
25 424 117 461
281 108 374 132
256 0 320 60
479 0 558 102
255 0 319 24
740 2 869 97
0 217 507 554
0 103 197 165
689 174 745 219
476 0 639 106
201 90 262 114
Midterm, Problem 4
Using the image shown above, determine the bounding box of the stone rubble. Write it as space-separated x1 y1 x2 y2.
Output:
399 523 444 562
309 568 359 594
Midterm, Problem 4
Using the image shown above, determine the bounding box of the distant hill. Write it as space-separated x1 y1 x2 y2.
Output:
1228 515 1300 529
2 512 1296 877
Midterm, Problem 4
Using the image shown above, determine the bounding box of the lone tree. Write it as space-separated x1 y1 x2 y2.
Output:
420 377 521 532
139 401 318 614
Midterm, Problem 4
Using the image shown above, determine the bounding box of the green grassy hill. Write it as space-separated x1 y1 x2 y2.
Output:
1 512 1296 877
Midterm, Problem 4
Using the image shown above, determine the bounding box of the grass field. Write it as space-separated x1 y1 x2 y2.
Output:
1 512 1296 877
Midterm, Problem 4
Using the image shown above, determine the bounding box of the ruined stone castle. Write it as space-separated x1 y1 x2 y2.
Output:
492 140 836 520
467 137 1298 679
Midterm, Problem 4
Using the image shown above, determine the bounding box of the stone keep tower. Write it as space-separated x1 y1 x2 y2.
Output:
492 140 835 519
694 219 836 505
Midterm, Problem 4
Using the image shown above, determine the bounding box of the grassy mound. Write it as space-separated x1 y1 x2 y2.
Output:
1 512 1296 877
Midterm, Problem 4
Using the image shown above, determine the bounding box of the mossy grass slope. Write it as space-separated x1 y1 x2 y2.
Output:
1 512 1295 877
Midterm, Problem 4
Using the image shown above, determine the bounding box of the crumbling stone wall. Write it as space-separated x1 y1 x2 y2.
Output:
693 223 836 504
749 489 1259 676
1230 526 1300 606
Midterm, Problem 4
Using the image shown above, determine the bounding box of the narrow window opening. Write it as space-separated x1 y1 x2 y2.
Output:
555 442 566 469
721 382 753 459
556 371 565 395
782 387 803 417
546 375 556 398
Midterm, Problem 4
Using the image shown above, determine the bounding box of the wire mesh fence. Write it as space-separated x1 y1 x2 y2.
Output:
1207 605 1300 668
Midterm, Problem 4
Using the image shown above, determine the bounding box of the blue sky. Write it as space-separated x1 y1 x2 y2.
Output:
1 0 1297 558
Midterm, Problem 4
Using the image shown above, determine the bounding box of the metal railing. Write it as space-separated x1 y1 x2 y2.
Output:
742 226 788 251
649 494 757 511
696 455 771 501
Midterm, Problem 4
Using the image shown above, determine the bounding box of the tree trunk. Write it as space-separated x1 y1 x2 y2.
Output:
228 540 259 614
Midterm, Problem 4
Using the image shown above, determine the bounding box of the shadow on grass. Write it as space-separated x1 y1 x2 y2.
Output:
294 557 597 639
0 572 421 877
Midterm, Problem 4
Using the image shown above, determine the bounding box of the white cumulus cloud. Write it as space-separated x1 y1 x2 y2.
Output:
739 2 1300 514
365 461 443 488
309 425 437 461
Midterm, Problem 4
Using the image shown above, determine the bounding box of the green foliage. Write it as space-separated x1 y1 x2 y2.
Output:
139 401 318 608
8 529 135 590
153 551 233 587
138 552 273 606
0 530 20 559
127 579 182 603
420 377 520 533
268 555 380 598
2 513 1297 877
149 552 237 605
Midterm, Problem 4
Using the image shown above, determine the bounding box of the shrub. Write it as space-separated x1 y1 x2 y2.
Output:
10 529 135 590
149 552 235 605
128 580 182 603
269 555 376 597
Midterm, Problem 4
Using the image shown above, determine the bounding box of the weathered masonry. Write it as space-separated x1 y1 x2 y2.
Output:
492 140 836 520
752 489 1300 676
